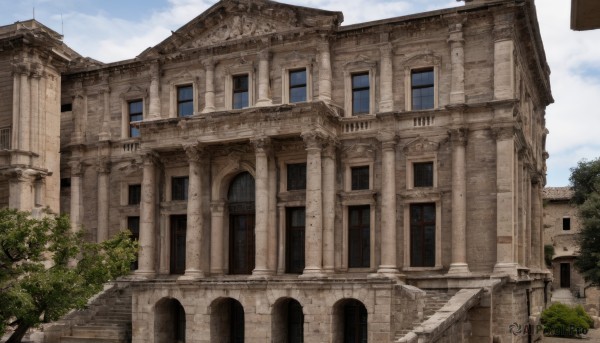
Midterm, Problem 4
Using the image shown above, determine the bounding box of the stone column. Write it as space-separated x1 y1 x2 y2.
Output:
148 61 161 119
135 151 158 278
180 144 206 280
99 87 111 141
300 132 325 278
255 50 272 107
251 137 272 277
96 159 110 243
531 179 543 270
30 64 41 155
267 156 278 273
493 126 518 276
322 141 336 273
317 38 333 102
8 169 34 212
377 132 400 276
493 13 515 101
448 23 466 104
447 128 471 275
210 201 225 275
379 44 394 112
19 63 31 152
202 59 216 113
69 160 83 232
71 91 85 144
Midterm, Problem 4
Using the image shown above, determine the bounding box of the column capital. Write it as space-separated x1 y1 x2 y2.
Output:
96 158 111 174
183 143 208 162
210 200 226 213
449 127 468 146
258 49 271 61
203 58 215 70
317 37 331 53
379 43 393 56
301 131 328 150
12 62 30 76
377 131 398 150
251 136 272 154
30 63 43 79
141 150 160 166
491 125 515 141
322 139 339 158
69 160 83 177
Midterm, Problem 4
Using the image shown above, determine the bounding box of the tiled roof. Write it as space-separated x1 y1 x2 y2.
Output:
543 186 574 201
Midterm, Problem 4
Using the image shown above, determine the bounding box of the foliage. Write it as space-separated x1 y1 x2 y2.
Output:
569 158 600 286
544 244 555 268
541 303 592 337
0 208 138 343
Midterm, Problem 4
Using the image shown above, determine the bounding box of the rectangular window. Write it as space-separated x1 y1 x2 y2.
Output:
289 69 307 103
128 100 143 137
60 178 71 189
351 166 370 190
413 162 434 188
352 73 370 115
233 75 249 109
60 103 72 112
411 69 434 110
170 215 187 275
286 207 306 274
171 176 189 201
127 216 140 270
348 205 370 268
410 203 436 267
177 85 194 117
128 184 141 205
563 217 571 231
287 163 307 191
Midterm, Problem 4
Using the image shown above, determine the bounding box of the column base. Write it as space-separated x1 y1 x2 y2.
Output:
446 263 471 276
132 269 156 280
201 106 216 113
178 269 205 281
255 99 273 107
299 267 326 279
249 269 274 279
493 262 518 277
378 100 394 113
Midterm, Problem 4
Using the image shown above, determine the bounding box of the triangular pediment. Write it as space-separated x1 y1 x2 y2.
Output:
141 0 343 57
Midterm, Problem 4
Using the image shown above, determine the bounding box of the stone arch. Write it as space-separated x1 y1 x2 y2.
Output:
271 297 304 343
331 298 368 343
154 297 186 343
209 297 245 343
211 159 256 201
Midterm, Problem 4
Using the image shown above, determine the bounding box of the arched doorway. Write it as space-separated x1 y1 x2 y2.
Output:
333 299 367 343
228 172 255 275
210 298 245 343
272 298 304 343
154 298 185 343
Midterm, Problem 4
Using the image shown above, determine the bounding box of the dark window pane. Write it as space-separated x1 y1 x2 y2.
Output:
352 73 370 115
343 301 368 343
60 178 71 189
286 207 306 274
128 216 140 270
230 300 245 342
351 166 370 190
289 69 307 103
228 172 255 203
61 103 72 112
348 205 370 268
563 217 571 231
177 85 194 116
287 163 307 191
129 100 143 137
411 69 434 110
172 176 189 201
413 162 434 187
287 300 304 343
410 203 436 267
233 75 249 109
128 184 141 205
170 215 187 274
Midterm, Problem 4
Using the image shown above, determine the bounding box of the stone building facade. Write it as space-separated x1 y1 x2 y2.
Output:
0 0 554 342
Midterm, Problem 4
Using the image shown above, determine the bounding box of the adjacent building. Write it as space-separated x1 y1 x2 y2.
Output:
0 0 554 342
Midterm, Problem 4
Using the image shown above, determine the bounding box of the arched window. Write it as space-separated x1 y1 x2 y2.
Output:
333 299 367 343
272 298 304 342
155 298 185 343
210 298 244 343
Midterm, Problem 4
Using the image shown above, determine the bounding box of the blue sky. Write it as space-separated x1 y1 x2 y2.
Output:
2 0 599 187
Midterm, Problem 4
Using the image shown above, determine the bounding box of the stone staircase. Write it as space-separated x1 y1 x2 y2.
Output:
45 283 132 343
395 289 453 339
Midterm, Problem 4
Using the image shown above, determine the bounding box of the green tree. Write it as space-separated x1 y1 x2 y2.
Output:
570 157 600 286
0 208 137 343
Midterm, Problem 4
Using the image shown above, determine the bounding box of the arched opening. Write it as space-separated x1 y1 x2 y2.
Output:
272 298 304 343
332 299 367 343
228 172 255 275
210 298 245 343
154 298 185 343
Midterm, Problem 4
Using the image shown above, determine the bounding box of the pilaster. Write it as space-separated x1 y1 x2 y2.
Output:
317 37 333 102
96 157 111 242
255 50 273 107
250 136 273 277
322 139 337 273
448 22 466 104
148 61 161 119
202 59 216 113
69 159 83 232
379 44 394 112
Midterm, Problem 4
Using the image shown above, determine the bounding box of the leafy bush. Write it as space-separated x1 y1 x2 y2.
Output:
541 303 592 337
544 244 555 268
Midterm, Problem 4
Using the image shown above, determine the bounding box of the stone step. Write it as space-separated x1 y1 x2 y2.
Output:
60 336 128 343
72 326 129 339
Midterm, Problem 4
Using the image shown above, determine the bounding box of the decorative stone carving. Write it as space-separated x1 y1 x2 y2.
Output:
449 128 468 146
491 126 515 141
301 131 327 150
183 143 207 162
251 136 272 154
97 158 111 174
403 137 440 155
69 161 83 177
342 143 376 159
